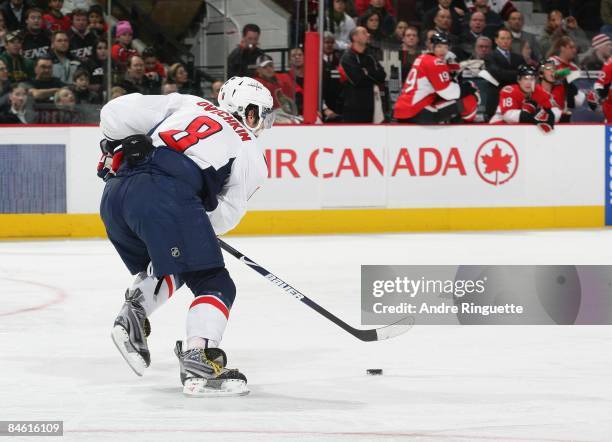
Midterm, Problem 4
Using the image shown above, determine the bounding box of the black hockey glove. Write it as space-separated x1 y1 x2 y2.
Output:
564 80 578 109
533 108 555 134
459 80 478 98
596 84 610 101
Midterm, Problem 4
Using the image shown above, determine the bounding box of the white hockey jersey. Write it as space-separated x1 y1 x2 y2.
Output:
100 93 268 236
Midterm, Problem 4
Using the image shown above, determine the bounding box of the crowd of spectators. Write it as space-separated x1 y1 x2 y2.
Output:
230 0 612 124
1 0 612 125
0 0 206 124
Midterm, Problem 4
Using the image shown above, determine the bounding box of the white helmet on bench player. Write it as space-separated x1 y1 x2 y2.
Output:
218 76 274 136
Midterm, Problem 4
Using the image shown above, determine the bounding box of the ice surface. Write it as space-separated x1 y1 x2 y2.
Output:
1 230 611 441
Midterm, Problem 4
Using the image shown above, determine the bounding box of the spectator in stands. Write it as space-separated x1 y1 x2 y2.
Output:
1 0 28 32
423 0 465 37
540 10 589 58
386 20 408 50
287 47 304 114
0 83 33 123
484 28 523 118
43 0 71 32
167 62 202 96
22 8 51 60
28 55 65 103
398 25 420 82
327 0 355 51
49 30 80 83
84 39 107 97
539 10 563 57
161 81 178 95
465 0 516 20
208 80 223 104
473 35 492 59
69 8 96 61
548 35 579 70
0 14 7 53
227 23 264 78
1 31 34 82
87 4 106 39
48 86 80 123
358 11 384 59
0 59 10 108
506 10 541 61
459 11 491 59
110 85 126 100
580 34 612 70
54 86 75 108
142 47 166 84
470 0 504 32
70 68 99 104
339 26 386 123
322 32 343 121
111 20 138 73
431 9 458 47
355 0 396 17
253 54 296 113
118 55 160 95
362 0 397 37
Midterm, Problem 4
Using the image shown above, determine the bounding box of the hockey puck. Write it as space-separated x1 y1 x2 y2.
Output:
366 369 383 376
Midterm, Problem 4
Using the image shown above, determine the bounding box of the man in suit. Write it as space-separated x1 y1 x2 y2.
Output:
0 0 29 32
484 28 524 118
506 10 541 63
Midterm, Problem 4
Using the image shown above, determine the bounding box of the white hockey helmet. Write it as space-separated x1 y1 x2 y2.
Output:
218 76 275 136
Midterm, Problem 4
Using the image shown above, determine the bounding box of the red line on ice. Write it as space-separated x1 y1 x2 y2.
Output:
0 277 67 317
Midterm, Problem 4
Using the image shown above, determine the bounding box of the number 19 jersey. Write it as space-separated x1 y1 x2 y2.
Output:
393 53 461 120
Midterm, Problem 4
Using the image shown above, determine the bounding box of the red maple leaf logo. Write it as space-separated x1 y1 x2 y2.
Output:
481 144 513 185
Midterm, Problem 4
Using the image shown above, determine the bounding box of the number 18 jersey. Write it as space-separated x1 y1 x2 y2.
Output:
393 53 460 120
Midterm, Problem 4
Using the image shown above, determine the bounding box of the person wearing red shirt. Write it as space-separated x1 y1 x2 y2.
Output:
539 57 596 122
42 0 71 32
111 21 138 73
595 57 612 122
394 32 479 123
489 64 560 132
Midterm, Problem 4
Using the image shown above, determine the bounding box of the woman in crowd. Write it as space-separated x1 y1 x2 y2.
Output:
167 62 202 96
359 11 384 59
85 39 108 99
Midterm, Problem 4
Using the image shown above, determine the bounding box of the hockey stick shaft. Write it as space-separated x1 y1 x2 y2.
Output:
218 239 412 342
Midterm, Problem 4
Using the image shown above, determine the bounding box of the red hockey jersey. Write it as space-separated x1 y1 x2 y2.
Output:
393 53 460 119
490 84 561 123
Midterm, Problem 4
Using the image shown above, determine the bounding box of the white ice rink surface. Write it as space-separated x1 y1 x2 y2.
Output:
1 230 612 442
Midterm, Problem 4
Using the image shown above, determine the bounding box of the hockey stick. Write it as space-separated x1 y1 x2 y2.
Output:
218 239 414 342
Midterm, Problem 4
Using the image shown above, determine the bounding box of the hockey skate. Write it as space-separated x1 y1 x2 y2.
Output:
174 341 249 397
111 288 151 376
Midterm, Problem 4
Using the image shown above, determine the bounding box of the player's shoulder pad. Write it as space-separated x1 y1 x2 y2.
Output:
501 85 514 94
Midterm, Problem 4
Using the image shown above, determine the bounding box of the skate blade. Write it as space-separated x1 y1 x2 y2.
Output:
182 378 250 397
111 325 147 377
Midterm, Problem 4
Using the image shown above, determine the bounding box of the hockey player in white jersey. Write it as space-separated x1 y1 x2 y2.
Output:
97 77 274 397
